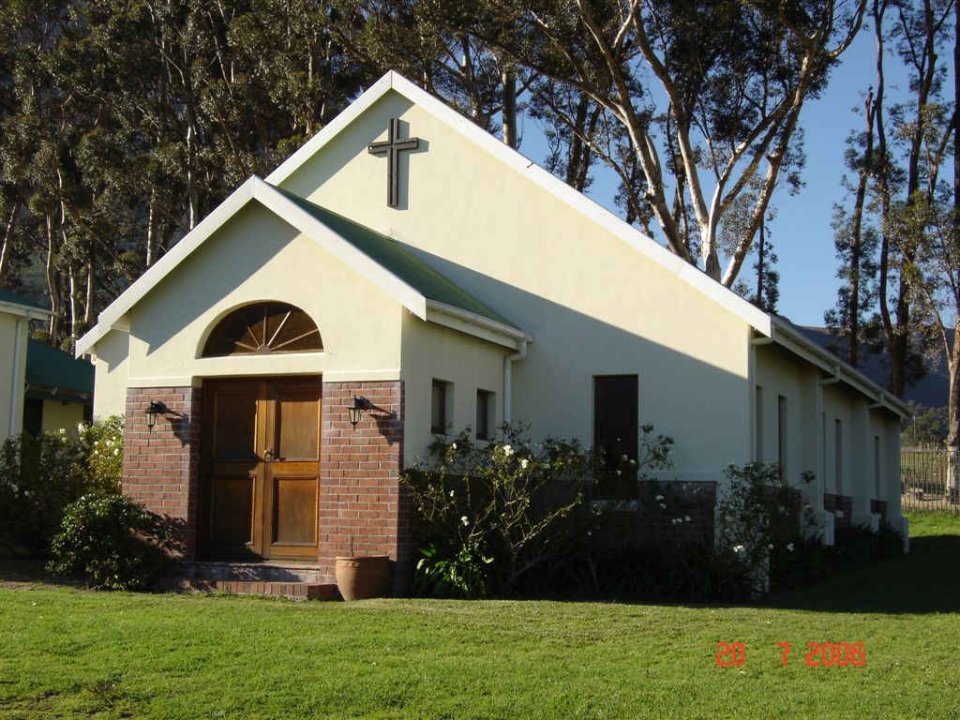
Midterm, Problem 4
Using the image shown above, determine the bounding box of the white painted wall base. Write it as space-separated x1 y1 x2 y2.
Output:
805 509 836 546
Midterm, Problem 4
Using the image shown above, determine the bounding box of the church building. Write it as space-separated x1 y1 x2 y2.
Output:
77 71 909 587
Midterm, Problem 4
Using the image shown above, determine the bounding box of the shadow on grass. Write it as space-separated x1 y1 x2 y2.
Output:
765 535 960 614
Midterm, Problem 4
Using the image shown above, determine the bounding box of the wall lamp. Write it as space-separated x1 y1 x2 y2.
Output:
145 401 168 432
349 396 372 426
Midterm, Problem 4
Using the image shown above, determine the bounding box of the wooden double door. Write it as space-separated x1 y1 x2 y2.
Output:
201 377 321 560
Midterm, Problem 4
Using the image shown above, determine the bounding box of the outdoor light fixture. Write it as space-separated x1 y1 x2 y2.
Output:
349 396 371 426
145 401 167 432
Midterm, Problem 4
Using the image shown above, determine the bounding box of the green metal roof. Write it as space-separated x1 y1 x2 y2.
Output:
0 287 46 311
26 339 94 397
275 187 514 327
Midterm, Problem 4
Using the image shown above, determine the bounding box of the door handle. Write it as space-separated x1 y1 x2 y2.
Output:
263 449 274 463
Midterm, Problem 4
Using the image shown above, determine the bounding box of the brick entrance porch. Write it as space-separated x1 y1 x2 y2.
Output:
122 380 411 593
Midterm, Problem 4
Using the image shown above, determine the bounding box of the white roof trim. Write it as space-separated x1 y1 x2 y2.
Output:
425 300 532 351
266 70 773 338
76 176 526 357
0 299 51 319
770 318 910 417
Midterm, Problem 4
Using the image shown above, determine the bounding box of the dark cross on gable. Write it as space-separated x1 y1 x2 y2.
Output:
367 118 420 208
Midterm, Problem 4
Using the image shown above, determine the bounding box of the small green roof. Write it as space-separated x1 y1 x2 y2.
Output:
275 188 514 327
26 339 94 397
0 287 46 311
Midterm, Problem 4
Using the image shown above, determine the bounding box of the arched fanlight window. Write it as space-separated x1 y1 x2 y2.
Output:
202 302 322 357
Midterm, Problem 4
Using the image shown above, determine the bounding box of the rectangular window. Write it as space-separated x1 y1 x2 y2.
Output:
476 390 495 440
594 375 639 499
835 419 843 494
755 386 764 462
874 435 882 497
778 395 788 480
431 380 450 434
821 411 827 485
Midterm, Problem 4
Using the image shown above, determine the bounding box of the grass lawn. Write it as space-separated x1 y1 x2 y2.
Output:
1 513 958 719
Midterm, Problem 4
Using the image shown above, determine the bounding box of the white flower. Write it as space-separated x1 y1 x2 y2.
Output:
659 503 666 510
615 470 622 476
787 543 795 552
461 516 469 526
684 515 691 522
501 444 514 457
630 459 637 466
655 495 664 501
621 454 629 462
450 442 457 450
449 490 455 498
520 458 529 470
732 544 746 554
768 543 775 550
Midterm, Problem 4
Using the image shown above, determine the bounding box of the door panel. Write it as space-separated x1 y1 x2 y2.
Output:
211 387 258 460
273 385 321 460
264 379 321 558
272 476 318 544
201 377 321 560
210 474 254 543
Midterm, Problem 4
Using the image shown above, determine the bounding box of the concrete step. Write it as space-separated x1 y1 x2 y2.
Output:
178 561 329 584
160 576 341 601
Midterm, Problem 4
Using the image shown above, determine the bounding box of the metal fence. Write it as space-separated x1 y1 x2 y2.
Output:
901 447 960 513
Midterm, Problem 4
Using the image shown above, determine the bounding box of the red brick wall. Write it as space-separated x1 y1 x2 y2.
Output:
319 381 409 591
123 387 203 557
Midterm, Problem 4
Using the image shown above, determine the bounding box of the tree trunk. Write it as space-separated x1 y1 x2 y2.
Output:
501 65 517 149
948 0 960 501
755 222 766 308
847 90 876 367
44 213 60 345
0 201 20 284
947 324 959 500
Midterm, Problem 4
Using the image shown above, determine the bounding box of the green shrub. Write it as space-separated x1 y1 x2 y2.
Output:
0 432 86 555
46 494 175 590
414 542 492 599
0 417 123 556
403 425 598 596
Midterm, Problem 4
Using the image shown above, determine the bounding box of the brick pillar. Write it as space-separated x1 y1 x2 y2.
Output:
123 387 202 558
319 381 409 593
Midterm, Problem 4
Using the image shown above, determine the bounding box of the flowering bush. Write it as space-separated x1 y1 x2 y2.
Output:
715 462 804 597
80 415 124 494
403 424 597 596
0 416 124 555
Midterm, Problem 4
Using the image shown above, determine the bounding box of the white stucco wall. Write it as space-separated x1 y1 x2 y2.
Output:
93 203 406 398
40 399 85 435
92 328 130 419
0 312 28 440
822 385 856 497
279 92 754 477
401 313 508 464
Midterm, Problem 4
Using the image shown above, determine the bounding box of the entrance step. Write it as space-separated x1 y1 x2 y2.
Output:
160 576 340 601
178 560 330 584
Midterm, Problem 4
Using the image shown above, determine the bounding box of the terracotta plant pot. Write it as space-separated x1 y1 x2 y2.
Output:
335 555 390 601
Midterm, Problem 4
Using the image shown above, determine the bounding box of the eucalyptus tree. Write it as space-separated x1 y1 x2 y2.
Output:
455 0 866 287
334 0 530 148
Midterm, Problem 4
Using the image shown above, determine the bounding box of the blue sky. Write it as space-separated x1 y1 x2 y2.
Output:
517 30 897 327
